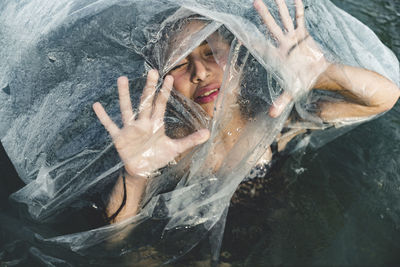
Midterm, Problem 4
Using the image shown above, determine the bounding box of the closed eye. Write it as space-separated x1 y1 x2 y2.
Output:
170 61 188 72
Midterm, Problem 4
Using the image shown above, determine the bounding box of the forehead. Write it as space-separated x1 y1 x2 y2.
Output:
169 19 209 45
164 19 230 71
169 20 230 50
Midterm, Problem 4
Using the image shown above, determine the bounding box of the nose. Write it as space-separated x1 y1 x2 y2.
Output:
190 58 209 84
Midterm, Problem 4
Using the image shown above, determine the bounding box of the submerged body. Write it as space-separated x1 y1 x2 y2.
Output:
92 0 400 223
1 0 400 265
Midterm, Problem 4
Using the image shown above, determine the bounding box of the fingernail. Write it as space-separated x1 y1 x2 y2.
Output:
275 103 285 114
269 103 283 118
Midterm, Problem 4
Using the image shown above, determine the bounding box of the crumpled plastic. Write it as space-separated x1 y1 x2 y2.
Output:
0 0 399 265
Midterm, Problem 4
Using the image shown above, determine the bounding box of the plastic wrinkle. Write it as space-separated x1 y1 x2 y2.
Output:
0 0 399 265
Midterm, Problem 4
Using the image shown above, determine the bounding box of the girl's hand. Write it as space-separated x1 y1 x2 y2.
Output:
93 70 210 178
253 0 329 117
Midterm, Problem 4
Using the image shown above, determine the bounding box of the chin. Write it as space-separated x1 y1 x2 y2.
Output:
202 105 215 118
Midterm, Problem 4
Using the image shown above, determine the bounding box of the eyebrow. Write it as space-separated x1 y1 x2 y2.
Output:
199 40 208 46
168 40 209 73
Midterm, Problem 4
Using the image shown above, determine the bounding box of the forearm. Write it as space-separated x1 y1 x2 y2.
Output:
106 171 147 223
314 64 400 121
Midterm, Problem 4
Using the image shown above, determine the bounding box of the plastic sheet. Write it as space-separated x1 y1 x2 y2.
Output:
0 0 399 265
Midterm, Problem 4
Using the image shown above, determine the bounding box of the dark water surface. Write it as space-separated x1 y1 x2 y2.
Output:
219 1 400 266
1 0 400 266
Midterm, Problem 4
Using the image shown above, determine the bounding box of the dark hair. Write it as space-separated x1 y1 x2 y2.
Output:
162 15 273 137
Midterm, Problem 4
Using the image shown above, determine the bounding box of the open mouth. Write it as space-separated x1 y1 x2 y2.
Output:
194 83 221 104
195 88 220 104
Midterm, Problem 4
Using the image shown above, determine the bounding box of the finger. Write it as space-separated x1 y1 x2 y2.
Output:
152 75 173 121
93 102 120 137
276 0 294 32
117 76 134 125
174 129 210 154
295 0 305 29
253 0 284 41
269 91 292 118
138 69 159 119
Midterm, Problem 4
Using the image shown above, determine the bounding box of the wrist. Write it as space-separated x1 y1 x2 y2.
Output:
124 164 161 179
106 171 127 223
106 170 147 223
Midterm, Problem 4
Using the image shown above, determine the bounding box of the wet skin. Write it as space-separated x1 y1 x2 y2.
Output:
168 39 230 118
93 0 400 224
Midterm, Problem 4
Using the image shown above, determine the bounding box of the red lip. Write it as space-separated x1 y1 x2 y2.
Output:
194 83 221 104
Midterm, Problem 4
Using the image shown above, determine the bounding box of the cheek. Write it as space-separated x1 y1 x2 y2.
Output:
213 53 228 70
201 103 215 117
172 75 192 98
210 62 225 78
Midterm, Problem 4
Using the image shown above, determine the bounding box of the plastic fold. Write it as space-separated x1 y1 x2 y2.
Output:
0 0 399 265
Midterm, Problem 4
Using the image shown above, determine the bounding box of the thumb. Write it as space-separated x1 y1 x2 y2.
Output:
175 129 210 154
269 91 292 118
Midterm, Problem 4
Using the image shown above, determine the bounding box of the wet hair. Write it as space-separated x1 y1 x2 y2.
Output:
216 24 235 45
238 59 277 119
162 15 270 138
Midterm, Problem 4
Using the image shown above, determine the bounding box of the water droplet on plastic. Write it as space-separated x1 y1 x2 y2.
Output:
48 55 56 62
168 159 177 166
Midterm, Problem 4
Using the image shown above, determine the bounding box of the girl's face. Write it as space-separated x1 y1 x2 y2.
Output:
168 30 230 118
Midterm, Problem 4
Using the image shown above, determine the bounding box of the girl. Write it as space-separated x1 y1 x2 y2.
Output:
93 0 399 224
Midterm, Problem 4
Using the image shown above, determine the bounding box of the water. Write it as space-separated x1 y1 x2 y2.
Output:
1 0 400 266
218 1 400 265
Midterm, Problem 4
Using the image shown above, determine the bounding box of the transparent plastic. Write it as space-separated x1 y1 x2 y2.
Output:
0 0 399 265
